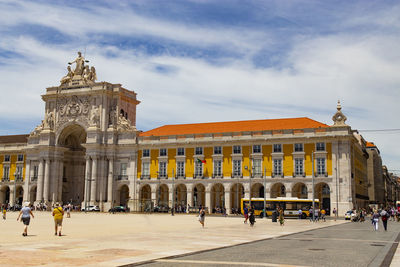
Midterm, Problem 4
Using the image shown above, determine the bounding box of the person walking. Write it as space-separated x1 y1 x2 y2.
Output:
333 207 337 221
381 209 389 231
16 202 34 236
298 209 303 220
278 207 285 226
321 209 326 222
52 203 64 236
372 210 380 231
66 203 71 218
249 207 256 227
243 205 249 224
198 207 205 228
2 205 6 220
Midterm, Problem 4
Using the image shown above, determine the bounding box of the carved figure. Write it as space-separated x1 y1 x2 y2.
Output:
90 66 97 82
117 113 136 131
60 66 73 85
90 106 100 127
44 111 55 129
109 109 117 127
83 65 91 82
30 121 44 136
68 51 88 75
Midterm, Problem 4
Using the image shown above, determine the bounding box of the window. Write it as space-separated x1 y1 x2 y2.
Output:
33 166 38 179
295 158 303 176
273 144 282 153
159 162 167 177
233 160 241 176
316 158 326 175
194 161 203 177
177 147 185 156
253 145 261 153
159 148 167 156
142 149 150 157
142 162 150 176
17 154 24 162
195 147 203 155
4 155 10 162
16 166 23 180
214 146 222 155
233 145 241 154
213 160 222 177
3 166 9 179
316 142 325 151
294 143 303 152
252 159 262 176
273 159 282 176
177 161 185 177
120 163 127 178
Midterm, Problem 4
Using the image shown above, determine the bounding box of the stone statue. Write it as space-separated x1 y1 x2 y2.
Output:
117 113 136 131
60 66 73 85
30 121 44 136
109 109 117 127
68 51 88 76
89 106 100 127
83 65 91 82
90 66 97 82
44 111 55 129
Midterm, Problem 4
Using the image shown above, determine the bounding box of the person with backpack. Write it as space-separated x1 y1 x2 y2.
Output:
52 202 65 236
381 208 389 231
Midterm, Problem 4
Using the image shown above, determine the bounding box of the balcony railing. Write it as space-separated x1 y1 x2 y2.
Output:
251 172 263 178
140 175 150 180
1 178 10 182
315 172 328 177
31 176 38 182
271 173 284 178
175 175 186 179
117 175 129 180
231 173 243 178
16 177 23 182
293 172 306 178
212 173 223 179
193 174 204 179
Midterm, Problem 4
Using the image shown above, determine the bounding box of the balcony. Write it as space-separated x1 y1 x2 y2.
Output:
193 174 204 179
140 175 150 180
175 175 186 179
315 172 328 177
212 173 223 179
231 173 243 178
293 172 306 178
1 178 10 182
251 172 263 178
157 174 167 180
31 176 38 182
271 173 284 178
117 175 129 181
16 177 24 182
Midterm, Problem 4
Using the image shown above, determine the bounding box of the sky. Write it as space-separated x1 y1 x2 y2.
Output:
0 0 399 173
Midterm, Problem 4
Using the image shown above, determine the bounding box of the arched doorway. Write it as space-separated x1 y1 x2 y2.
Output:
230 183 244 212
29 186 37 204
316 183 331 214
157 184 169 208
140 184 151 212
118 184 129 206
15 186 24 205
271 183 286 198
57 124 87 205
175 184 187 212
193 184 205 208
211 183 224 213
0 186 10 205
251 183 264 198
292 183 308 199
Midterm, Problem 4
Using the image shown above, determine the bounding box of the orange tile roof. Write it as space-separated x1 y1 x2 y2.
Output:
140 117 329 137
366 141 376 148
0 134 29 144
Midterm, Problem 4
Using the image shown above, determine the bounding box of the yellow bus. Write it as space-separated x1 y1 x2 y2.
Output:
241 197 320 219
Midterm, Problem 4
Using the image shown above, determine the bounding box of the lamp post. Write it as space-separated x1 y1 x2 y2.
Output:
264 167 267 218
13 171 18 210
84 178 94 213
171 168 174 216
245 164 254 208
312 151 315 222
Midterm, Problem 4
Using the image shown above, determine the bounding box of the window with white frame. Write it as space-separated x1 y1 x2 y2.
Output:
253 145 261 153
213 160 222 177
252 159 262 176
295 158 304 176
273 159 282 176
233 145 241 154
16 166 23 180
294 143 303 152
142 162 150 177
194 161 203 177
273 144 282 153
233 160 241 176
195 147 203 155
316 142 325 151
177 147 185 156
159 162 167 177
177 161 185 177
214 146 222 155
17 154 24 162
142 149 150 157
33 166 38 179
3 166 9 179
159 148 167 156
120 163 128 179
316 158 326 175
4 155 10 162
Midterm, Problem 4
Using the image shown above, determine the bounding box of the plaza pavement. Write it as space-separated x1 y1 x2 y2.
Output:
0 211 395 267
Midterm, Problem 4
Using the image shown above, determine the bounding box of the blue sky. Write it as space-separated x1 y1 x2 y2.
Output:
0 0 399 173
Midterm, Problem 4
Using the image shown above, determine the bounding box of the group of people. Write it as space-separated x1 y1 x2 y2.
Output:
14 202 66 237
307 208 327 222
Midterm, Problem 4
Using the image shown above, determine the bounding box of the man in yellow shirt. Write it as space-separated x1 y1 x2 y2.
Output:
321 209 326 222
52 203 64 236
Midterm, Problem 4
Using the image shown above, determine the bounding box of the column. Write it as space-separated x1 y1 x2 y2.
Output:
224 190 231 213
23 160 31 202
187 189 193 212
205 190 211 212
83 157 91 207
43 159 50 203
36 159 44 202
9 188 15 206
57 160 63 202
107 158 114 205
90 157 98 203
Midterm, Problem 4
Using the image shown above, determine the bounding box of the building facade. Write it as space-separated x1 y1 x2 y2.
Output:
0 54 392 214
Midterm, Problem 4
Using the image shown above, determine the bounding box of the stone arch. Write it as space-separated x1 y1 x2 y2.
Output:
15 185 24 205
0 185 10 205
230 183 244 211
140 184 152 212
251 182 264 198
211 183 224 213
29 185 37 204
291 183 308 199
315 182 331 214
271 183 286 198
193 183 205 208
117 184 129 206
157 184 169 208
175 184 187 210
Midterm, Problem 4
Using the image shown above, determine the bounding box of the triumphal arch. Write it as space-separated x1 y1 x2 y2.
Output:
23 52 140 210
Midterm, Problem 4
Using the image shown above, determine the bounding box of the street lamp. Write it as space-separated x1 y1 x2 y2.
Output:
244 164 254 208
312 151 315 222
171 168 174 216
13 171 18 210
264 167 267 218
84 178 94 213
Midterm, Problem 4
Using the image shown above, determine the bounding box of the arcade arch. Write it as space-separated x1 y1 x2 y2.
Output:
193 184 205 208
316 182 331 213
230 183 244 211
140 184 151 212
210 183 224 212
271 183 286 198
292 183 308 199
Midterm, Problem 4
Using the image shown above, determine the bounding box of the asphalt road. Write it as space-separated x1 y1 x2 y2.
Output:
130 219 400 267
